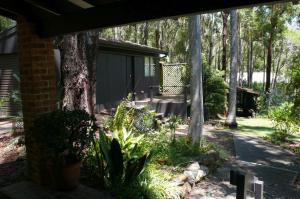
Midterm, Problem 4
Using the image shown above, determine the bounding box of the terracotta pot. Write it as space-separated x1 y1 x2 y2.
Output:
53 161 82 190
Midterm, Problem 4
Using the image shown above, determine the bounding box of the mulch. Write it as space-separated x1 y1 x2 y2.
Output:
0 131 26 189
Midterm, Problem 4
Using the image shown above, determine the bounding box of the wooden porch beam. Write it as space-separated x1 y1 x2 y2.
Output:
38 0 292 37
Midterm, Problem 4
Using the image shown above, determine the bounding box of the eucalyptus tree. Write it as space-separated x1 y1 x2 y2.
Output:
221 11 229 79
189 15 204 144
225 9 238 128
256 3 295 106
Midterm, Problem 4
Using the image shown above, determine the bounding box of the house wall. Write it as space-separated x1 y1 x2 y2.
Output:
95 51 160 111
0 53 21 117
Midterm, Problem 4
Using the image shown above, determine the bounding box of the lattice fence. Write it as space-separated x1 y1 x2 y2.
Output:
161 63 187 95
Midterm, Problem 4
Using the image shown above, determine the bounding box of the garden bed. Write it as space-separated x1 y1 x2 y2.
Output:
0 130 25 188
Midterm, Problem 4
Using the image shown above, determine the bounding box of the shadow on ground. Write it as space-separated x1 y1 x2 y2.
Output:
233 134 300 198
0 158 25 188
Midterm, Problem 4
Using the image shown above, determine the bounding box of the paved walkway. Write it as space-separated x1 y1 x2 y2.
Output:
0 121 12 135
233 133 300 198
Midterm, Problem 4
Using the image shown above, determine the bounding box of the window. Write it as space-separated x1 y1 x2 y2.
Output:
144 56 155 77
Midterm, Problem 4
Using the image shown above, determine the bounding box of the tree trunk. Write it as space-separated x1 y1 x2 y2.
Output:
134 24 138 43
263 47 266 90
83 31 98 115
265 34 273 106
222 11 229 80
238 37 243 86
272 44 285 91
189 15 204 145
155 21 162 49
208 14 214 66
143 22 149 45
247 36 253 88
238 14 243 87
59 31 97 114
225 9 238 129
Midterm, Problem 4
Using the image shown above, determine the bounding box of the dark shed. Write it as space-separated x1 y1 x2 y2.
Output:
96 38 167 111
236 87 260 117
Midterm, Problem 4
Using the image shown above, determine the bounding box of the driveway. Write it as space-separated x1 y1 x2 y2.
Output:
233 133 300 198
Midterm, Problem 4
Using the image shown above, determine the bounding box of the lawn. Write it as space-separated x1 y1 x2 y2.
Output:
232 117 300 142
235 117 274 137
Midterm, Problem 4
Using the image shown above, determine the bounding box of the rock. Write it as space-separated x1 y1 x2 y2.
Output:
184 162 209 184
186 162 201 171
171 174 188 186
184 165 208 185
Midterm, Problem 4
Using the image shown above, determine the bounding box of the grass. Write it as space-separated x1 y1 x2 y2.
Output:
230 117 300 142
235 117 274 137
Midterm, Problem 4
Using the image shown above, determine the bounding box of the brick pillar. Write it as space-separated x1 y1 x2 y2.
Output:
17 16 57 184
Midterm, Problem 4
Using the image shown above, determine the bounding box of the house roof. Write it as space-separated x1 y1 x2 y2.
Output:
0 26 166 56
0 26 17 54
0 0 291 37
237 87 260 96
98 38 167 56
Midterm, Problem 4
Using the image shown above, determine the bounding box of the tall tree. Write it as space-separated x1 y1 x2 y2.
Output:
58 31 98 114
189 15 204 144
257 3 294 106
225 9 238 128
221 11 229 79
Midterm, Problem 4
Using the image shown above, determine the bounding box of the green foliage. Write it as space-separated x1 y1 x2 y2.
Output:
285 29 300 47
108 100 134 132
0 16 13 31
133 107 156 133
203 65 228 119
86 131 149 192
30 110 97 163
0 96 8 114
252 82 289 114
106 97 156 134
178 63 191 86
268 102 299 142
288 52 300 120
112 128 145 161
167 115 182 142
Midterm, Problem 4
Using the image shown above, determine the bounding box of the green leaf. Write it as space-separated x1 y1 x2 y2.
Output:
99 132 111 168
124 154 148 185
110 139 124 185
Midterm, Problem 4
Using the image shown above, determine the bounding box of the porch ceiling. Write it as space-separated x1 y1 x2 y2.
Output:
0 0 293 37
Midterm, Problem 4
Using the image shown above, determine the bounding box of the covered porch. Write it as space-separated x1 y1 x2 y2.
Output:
0 0 292 196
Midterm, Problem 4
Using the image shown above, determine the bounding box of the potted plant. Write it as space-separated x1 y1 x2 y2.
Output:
30 109 97 190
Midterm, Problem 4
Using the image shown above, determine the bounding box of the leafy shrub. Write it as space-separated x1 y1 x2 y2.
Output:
203 65 227 119
0 96 8 114
107 100 134 132
106 98 157 134
86 131 149 192
167 114 182 142
288 53 300 120
268 102 299 142
30 109 97 163
133 107 156 133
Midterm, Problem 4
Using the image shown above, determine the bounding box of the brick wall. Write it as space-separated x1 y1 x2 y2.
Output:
17 16 57 184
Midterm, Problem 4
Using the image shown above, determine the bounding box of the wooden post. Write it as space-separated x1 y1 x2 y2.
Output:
230 170 264 199
150 86 153 102
183 85 188 120
254 177 264 199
